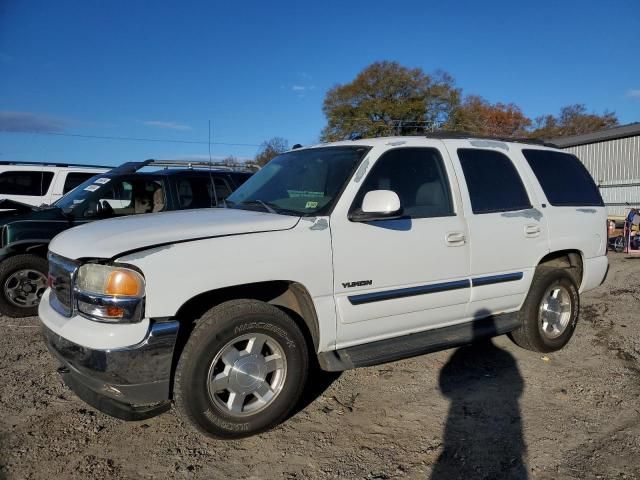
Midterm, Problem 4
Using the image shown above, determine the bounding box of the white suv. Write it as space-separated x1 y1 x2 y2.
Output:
0 162 109 206
40 135 608 438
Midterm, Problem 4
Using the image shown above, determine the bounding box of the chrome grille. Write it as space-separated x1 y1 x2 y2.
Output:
48 253 78 317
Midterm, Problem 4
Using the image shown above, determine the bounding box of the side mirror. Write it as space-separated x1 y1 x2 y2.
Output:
349 190 403 222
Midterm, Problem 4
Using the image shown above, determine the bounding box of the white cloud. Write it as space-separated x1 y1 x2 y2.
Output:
142 120 192 131
0 110 67 132
627 89 640 99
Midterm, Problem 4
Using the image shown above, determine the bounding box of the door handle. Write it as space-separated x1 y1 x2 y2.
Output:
525 224 541 237
446 232 466 246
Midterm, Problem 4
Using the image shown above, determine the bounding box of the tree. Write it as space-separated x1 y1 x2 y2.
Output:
220 155 240 167
321 61 460 141
255 137 289 166
451 95 532 137
529 104 618 139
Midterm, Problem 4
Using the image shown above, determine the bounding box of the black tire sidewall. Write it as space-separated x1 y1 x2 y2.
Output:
528 271 580 351
0 254 48 317
178 306 308 438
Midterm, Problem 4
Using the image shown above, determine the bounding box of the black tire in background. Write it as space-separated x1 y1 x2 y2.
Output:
174 299 309 439
0 254 49 318
509 268 580 353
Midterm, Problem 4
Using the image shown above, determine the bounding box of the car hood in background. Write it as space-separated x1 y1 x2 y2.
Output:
49 208 301 260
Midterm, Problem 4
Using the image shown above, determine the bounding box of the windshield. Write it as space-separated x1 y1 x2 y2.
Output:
54 174 113 210
225 146 369 216
54 174 166 218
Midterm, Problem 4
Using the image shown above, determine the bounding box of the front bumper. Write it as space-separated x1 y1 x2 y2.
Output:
42 318 179 420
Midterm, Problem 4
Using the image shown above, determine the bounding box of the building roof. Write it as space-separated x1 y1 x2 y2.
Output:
551 123 640 148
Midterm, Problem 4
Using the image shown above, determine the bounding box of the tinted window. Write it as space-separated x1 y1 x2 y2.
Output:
63 172 97 194
522 149 604 207
230 172 252 187
213 177 232 203
458 149 531 214
0 171 54 196
354 148 454 218
176 177 216 209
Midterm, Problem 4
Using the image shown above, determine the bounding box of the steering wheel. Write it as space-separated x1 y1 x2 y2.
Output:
97 200 114 217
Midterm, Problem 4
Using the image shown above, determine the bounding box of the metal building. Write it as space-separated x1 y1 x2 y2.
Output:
552 123 640 218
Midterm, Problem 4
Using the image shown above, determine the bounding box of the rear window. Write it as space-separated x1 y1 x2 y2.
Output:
522 149 604 207
458 149 531 214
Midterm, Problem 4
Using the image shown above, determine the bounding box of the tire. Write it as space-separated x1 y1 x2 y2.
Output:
0 254 49 318
174 299 309 439
509 268 580 353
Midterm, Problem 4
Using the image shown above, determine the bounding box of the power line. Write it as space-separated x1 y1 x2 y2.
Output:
2 130 262 147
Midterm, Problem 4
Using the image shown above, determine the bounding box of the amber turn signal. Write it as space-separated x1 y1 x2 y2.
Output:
105 270 143 296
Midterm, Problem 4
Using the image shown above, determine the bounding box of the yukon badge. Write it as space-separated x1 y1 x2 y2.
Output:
342 280 373 289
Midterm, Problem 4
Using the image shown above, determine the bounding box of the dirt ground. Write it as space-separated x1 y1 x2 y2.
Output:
1 254 639 480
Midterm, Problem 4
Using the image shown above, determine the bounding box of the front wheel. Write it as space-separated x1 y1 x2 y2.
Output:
509 268 580 353
174 299 309 439
0 254 48 317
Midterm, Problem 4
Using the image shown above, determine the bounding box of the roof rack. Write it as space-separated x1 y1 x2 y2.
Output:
108 159 260 175
0 160 113 169
423 131 558 148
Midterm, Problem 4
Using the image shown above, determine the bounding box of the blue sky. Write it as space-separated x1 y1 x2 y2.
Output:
1 0 639 166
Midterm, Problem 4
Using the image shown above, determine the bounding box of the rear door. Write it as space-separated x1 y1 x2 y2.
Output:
446 141 549 315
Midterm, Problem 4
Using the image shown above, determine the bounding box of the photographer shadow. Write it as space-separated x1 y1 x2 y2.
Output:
431 311 527 479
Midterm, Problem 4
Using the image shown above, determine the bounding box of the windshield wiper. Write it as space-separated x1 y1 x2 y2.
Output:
238 200 278 214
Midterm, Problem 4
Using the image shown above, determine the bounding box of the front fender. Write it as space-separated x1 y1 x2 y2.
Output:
117 222 338 352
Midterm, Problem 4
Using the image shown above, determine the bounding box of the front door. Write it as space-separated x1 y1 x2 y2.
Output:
330 145 471 349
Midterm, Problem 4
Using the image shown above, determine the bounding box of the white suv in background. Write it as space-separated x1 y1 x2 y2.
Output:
0 162 109 206
40 134 608 439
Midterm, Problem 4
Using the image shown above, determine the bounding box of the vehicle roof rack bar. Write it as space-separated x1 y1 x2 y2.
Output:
146 159 260 171
423 131 558 148
0 160 114 169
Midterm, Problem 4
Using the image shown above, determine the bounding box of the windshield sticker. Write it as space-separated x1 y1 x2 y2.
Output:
305 201 318 209
84 184 100 192
287 190 323 198
94 177 110 184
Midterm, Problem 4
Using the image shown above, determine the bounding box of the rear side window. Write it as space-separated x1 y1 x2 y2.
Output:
353 147 454 219
458 149 531 214
0 171 54 196
522 149 604 207
63 172 97 194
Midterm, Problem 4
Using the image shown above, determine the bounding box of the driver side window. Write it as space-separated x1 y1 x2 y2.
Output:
352 147 454 219
85 179 165 217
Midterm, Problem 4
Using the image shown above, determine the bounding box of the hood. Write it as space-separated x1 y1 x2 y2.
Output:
0 198 38 214
49 207 300 260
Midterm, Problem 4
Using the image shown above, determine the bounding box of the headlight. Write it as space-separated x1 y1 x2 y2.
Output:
75 264 145 323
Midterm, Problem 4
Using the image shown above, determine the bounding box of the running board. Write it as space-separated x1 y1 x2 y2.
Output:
317 313 521 372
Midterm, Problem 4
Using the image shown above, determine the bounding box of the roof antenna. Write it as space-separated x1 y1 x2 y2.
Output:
208 119 219 208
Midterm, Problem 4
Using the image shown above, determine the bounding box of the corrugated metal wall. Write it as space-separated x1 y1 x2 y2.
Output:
562 135 640 217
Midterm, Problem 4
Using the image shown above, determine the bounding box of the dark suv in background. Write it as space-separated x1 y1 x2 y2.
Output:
0 159 253 317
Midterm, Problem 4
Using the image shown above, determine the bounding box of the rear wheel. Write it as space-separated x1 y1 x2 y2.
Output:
0 254 48 318
174 299 309 438
509 268 580 353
